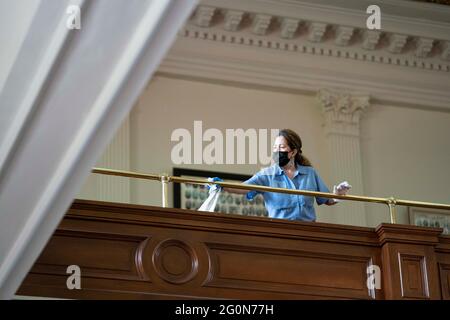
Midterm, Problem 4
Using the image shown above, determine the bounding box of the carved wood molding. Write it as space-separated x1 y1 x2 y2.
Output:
151 239 199 284
67 200 380 246
376 223 443 245
435 237 450 253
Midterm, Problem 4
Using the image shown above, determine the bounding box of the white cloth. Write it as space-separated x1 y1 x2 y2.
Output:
198 179 222 212
332 181 352 203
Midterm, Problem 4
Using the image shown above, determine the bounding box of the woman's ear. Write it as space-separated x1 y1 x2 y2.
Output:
291 149 298 157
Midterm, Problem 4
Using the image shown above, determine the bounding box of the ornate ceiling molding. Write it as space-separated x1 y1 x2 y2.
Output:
181 3 450 73
158 0 450 110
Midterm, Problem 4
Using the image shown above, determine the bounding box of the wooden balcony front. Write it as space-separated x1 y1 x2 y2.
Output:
17 199 450 299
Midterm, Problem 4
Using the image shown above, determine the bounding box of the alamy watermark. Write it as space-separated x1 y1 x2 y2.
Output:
64 4 380 32
367 264 381 290
66 5 81 30
66 265 81 290
366 5 381 30
171 121 279 165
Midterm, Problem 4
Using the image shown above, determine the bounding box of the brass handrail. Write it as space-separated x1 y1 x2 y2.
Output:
92 167 450 224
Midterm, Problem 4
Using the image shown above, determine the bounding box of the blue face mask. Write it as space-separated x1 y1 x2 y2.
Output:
273 151 290 167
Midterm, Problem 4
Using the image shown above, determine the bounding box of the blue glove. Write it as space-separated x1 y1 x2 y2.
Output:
246 190 258 200
207 177 223 192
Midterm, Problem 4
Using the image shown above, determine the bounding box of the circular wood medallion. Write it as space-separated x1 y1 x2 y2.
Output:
152 239 199 284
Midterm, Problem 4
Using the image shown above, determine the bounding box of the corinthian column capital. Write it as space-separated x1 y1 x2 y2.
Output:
317 89 370 137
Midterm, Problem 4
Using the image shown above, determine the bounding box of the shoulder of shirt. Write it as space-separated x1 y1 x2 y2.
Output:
256 164 279 176
297 164 317 175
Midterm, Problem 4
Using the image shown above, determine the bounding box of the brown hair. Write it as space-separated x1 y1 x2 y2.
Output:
279 129 312 167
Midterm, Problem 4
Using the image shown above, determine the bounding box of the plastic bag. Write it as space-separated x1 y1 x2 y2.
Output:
198 181 222 212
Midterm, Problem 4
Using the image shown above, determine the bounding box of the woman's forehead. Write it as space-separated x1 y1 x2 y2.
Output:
274 136 288 145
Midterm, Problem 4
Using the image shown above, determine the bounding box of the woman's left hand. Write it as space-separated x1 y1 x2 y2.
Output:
334 181 351 196
328 181 352 205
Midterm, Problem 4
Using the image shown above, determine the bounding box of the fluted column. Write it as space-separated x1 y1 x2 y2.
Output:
78 116 130 202
317 89 369 226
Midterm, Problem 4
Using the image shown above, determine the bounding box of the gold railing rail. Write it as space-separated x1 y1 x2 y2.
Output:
92 167 450 224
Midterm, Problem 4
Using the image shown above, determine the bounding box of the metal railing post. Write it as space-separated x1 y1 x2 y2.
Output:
387 197 397 224
161 174 169 208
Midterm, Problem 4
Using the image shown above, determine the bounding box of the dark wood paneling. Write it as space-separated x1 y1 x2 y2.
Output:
436 237 450 299
377 225 443 300
34 231 148 281
17 199 450 300
398 253 429 298
205 242 374 299
438 264 450 299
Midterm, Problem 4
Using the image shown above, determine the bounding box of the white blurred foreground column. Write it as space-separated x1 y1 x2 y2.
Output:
0 0 197 299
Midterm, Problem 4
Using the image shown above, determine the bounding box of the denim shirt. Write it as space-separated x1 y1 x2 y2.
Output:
244 164 330 221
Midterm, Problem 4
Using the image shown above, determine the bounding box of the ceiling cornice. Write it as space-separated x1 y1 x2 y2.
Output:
201 0 450 39
158 0 450 110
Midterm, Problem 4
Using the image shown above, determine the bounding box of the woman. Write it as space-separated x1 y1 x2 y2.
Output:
217 129 349 222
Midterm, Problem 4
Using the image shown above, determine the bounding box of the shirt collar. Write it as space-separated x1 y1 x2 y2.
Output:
274 165 283 176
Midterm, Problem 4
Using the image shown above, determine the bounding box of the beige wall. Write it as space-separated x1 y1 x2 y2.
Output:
361 104 450 226
129 76 333 223
79 75 450 227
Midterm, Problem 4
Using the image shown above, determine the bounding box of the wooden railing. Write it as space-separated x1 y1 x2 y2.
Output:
17 199 450 299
